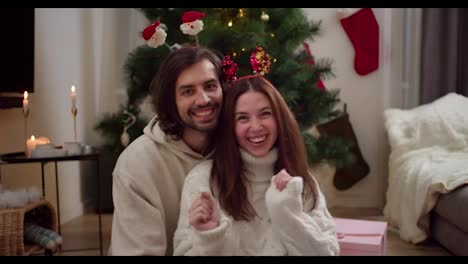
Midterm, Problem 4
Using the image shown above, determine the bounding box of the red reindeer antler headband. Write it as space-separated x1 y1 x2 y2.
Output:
222 45 272 83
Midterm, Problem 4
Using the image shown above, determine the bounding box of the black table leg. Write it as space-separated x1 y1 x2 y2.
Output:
41 162 45 197
96 158 103 256
55 161 61 236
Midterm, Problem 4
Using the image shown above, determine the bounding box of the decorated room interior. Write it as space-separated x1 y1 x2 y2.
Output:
0 8 467 256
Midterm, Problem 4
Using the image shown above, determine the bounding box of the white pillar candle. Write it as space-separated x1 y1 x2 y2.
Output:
26 135 37 158
71 85 76 109
23 91 29 114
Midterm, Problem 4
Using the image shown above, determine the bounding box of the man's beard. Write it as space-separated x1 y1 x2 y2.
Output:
183 102 220 133
184 119 218 133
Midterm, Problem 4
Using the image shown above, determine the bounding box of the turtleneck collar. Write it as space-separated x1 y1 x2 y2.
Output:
240 148 278 182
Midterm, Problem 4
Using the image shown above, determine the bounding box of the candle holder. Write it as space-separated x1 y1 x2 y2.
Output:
23 107 29 155
72 107 77 143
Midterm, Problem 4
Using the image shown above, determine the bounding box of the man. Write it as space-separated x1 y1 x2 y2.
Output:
110 45 224 255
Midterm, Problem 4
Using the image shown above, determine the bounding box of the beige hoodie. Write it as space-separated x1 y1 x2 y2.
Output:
110 117 211 255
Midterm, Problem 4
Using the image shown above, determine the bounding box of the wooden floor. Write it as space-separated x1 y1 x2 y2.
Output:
54 213 112 256
45 208 451 256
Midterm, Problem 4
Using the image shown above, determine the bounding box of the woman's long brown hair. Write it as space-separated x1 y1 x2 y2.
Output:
210 76 318 221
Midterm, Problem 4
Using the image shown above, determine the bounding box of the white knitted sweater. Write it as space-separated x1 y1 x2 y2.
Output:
173 148 339 256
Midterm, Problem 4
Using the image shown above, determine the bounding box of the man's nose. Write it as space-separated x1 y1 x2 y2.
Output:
195 90 210 106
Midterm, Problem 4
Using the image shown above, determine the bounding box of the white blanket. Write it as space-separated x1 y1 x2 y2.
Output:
383 93 468 244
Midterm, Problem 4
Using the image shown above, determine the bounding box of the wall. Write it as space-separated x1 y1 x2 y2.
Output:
0 8 147 223
303 8 405 209
0 8 85 224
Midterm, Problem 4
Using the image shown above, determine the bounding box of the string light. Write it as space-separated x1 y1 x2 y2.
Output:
228 20 233 27
261 11 269 22
233 52 237 57
270 33 275 37
238 9 244 18
241 48 246 52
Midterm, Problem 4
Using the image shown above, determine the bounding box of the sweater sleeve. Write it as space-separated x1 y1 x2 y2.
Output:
265 176 340 256
173 162 234 256
110 171 167 255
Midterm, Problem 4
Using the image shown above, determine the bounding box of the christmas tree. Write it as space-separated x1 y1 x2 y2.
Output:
95 8 354 168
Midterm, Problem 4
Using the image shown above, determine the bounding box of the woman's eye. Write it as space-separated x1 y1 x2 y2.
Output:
237 116 248 122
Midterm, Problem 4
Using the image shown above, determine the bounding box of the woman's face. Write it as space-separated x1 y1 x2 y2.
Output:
234 90 278 157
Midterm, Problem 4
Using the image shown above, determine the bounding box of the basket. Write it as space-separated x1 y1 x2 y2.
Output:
0 200 57 256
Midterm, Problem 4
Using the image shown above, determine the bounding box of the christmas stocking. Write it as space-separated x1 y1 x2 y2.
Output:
316 105 370 190
337 8 379 75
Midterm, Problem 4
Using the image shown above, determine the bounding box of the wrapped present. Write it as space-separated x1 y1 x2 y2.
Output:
334 218 387 256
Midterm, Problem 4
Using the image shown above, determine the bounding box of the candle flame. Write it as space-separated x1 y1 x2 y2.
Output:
71 85 76 93
24 91 28 99
31 135 35 140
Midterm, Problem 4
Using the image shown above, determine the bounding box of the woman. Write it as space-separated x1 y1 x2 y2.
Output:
173 75 339 256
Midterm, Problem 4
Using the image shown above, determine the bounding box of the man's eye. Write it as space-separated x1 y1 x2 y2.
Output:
182 89 193 96
206 84 218 90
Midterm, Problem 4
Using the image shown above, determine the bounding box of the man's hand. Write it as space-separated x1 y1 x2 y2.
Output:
189 192 220 231
274 169 293 192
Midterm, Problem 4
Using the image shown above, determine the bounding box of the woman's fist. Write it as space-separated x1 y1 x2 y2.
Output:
274 169 293 191
189 192 220 231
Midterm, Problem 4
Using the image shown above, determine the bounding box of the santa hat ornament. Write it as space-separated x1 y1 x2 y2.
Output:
180 11 205 37
142 20 168 48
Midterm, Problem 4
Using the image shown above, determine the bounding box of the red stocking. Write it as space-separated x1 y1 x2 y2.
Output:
338 8 379 75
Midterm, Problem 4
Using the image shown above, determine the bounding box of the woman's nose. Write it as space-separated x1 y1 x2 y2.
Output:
249 118 263 131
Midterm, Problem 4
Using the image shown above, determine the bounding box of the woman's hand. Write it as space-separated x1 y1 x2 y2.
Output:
189 192 220 231
266 169 304 223
274 169 293 191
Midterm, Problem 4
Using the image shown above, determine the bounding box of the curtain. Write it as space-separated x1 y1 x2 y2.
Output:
420 8 468 104
79 8 148 146
79 9 148 212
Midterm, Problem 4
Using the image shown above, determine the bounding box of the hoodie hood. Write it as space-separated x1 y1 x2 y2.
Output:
143 116 210 160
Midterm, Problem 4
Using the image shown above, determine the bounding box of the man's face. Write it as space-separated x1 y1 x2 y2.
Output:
175 59 223 134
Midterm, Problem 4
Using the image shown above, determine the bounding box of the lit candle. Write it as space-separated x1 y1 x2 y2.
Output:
23 91 29 114
26 135 38 158
71 85 76 110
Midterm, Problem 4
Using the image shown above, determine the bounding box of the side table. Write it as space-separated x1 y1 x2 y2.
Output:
0 151 103 256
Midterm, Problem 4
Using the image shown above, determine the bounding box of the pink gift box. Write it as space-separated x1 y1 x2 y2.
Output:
334 218 388 256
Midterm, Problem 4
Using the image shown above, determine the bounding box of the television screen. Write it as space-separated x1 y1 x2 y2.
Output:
0 8 34 94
